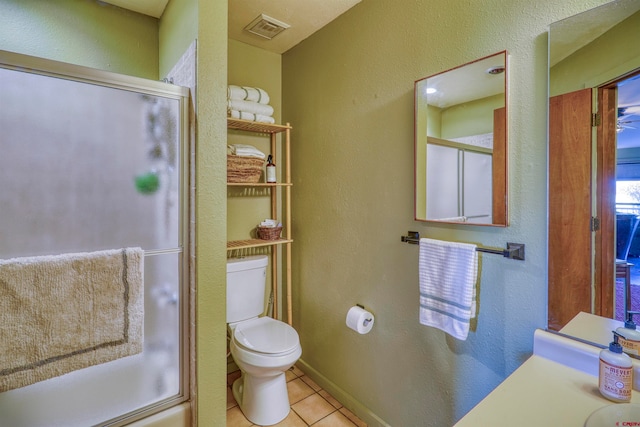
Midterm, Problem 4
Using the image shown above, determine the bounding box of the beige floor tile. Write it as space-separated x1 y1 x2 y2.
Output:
226 367 367 427
339 407 367 427
227 386 238 409
318 389 343 409
286 378 315 404
291 365 305 377
285 368 298 382
270 409 308 427
299 375 321 391
312 411 359 427
227 369 242 386
291 393 336 425
226 406 253 427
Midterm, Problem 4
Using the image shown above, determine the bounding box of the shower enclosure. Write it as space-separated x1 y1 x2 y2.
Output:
0 50 191 427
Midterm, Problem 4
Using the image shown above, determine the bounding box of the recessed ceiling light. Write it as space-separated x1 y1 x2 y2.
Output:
486 66 505 75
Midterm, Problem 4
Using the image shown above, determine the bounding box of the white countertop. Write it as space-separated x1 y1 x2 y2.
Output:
561 311 625 346
455 355 639 426
455 313 640 426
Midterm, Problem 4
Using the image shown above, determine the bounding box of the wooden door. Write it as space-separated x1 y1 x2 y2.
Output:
596 87 618 318
548 88 593 331
493 107 507 225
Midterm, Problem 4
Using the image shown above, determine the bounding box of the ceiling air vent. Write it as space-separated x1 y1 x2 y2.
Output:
244 14 290 40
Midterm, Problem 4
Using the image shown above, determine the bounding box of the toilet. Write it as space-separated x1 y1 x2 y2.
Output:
227 255 302 426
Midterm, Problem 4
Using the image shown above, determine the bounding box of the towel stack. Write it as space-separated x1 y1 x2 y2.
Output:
228 85 275 124
227 143 266 159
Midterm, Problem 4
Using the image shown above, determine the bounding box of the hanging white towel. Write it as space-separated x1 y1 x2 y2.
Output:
418 238 478 340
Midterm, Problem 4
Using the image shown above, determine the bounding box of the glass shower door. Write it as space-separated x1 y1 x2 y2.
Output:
0 52 190 427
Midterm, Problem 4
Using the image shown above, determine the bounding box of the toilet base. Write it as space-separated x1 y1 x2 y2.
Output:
232 371 291 426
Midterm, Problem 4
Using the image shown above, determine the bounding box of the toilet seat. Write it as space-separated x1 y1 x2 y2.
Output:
233 317 299 355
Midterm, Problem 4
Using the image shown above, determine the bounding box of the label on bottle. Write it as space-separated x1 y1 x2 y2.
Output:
266 165 276 183
599 358 633 401
619 337 640 355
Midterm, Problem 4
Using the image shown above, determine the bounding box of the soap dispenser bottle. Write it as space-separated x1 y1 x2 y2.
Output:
617 313 640 355
599 331 633 403
266 154 276 183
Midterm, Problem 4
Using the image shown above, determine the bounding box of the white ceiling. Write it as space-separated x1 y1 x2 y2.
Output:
419 53 506 109
549 0 640 67
101 0 361 54
550 0 640 150
100 0 169 19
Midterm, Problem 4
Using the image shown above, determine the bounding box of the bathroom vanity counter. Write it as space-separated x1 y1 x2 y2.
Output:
560 311 624 345
455 354 640 426
456 312 640 426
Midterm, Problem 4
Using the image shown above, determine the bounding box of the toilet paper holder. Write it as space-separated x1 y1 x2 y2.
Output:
356 304 373 326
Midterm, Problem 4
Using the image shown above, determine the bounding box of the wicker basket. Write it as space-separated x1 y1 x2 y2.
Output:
227 155 264 183
257 226 283 240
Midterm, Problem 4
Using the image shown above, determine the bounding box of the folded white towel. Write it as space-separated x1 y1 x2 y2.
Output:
229 109 255 121
418 238 478 340
229 109 276 124
260 219 279 227
228 85 271 105
228 99 274 117
254 114 276 124
228 144 266 159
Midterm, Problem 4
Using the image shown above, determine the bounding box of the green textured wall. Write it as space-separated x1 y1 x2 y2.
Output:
227 39 282 242
158 0 197 78
282 0 608 425
441 94 505 139
0 0 158 79
550 10 640 97
193 1 228 425
161 1 228 425
0 1 228 425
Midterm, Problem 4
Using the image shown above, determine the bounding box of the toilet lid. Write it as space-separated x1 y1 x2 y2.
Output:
233 317 300 354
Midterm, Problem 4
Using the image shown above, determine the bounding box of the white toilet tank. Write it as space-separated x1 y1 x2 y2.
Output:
227 255 269 324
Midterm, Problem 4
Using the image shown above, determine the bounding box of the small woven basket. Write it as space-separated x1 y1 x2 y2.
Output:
257 226 283 240
227 155 264 183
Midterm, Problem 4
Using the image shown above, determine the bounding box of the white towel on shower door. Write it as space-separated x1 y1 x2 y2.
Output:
418 238 478 340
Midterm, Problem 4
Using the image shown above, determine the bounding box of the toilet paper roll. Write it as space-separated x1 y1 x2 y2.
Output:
346 306 374 334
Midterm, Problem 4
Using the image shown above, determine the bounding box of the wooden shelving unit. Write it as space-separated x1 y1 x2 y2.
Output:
226 118 293 324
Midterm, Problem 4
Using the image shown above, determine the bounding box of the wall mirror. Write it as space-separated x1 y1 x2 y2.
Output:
548 0 640 349
414 51 508 226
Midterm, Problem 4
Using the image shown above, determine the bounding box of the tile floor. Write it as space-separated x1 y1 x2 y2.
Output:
227 366 368 427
